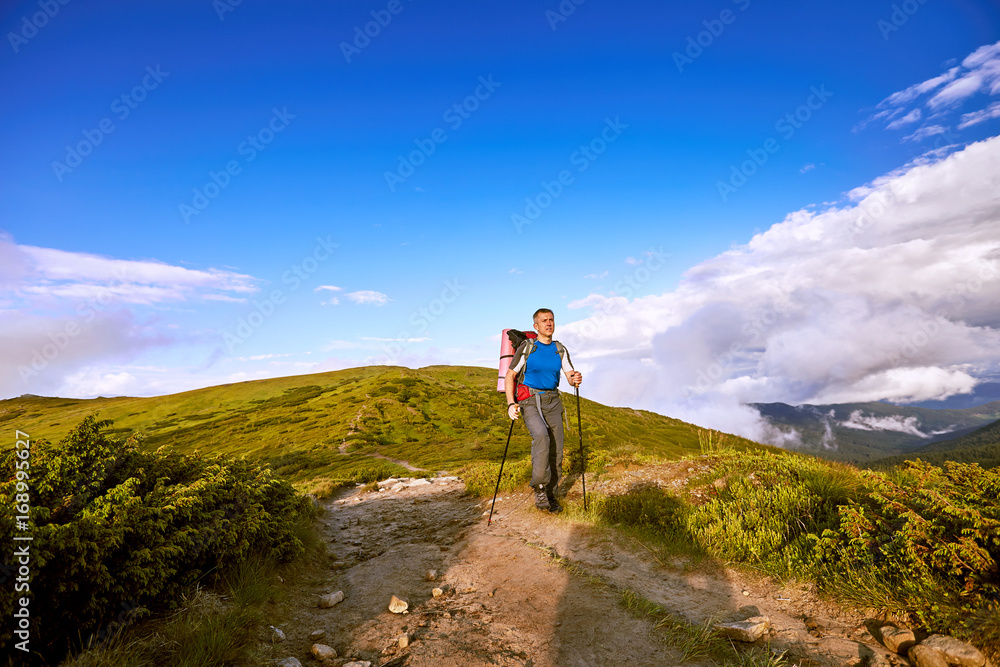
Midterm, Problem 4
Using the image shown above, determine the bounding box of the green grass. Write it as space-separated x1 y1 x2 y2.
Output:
2 366 774 493
65 515 324 667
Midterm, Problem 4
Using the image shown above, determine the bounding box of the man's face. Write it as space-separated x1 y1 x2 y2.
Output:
534 312 555 336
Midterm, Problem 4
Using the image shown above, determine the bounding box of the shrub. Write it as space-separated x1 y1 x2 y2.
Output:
0 416 311 664
815 460 1000 647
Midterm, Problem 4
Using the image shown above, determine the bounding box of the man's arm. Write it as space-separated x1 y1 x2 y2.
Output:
505 367 518 406
559 344 583 387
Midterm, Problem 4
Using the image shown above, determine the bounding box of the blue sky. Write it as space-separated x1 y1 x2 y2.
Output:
3 1 1000 441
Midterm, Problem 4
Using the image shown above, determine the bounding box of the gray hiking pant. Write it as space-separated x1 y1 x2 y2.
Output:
519 389 565 493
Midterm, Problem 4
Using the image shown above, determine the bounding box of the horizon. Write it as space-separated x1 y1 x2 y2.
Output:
2 1 999 446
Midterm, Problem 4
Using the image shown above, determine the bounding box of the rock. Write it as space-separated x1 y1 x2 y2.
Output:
389 595 409 613
425 569 437 581
268 625 286 643
409 478 431 487
715 616 771 642
309 629 326 640
318 591 345 608
867 653 893 667
343 662 372 667
277 658 303 667
432 587 444 598
456 583 478 594
880 626 916 654
921 635 986 667
311 643 338 662
742 590 750 597
398 633 410 649
910 645 950 667
390 483 406 492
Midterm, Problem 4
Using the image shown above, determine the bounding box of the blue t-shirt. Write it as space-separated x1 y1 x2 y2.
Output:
521 341 561 390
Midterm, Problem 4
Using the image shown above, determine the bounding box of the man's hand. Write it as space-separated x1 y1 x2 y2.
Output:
568 371 583 387
508 404 520 420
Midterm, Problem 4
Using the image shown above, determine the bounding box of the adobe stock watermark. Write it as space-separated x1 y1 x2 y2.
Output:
340 0 412 63
682 286 795 397
7 0 71 54
18 270 129 385
51 65 169 182
673 0 751 73
559 247 670 349
376 278 466 364
12 430 32 654
223 236 337 353
877 0 931 41
511 116 628 233
545 0 586 30
179 106 296 224
716 84 833 202
384 75 502 192
213 0 244 21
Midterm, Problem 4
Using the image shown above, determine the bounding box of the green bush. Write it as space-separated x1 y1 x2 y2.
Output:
816 460 1000 649
0 416 311 664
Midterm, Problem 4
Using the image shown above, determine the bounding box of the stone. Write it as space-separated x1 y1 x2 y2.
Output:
343 662 372 667
432 587 444 598
426 569 437 581
880 626 916 654
390 483 406 492
921 635 986 667
398 633 410 649
378 478 400 489
389 595 409 613
456 583 478 594
309 629 326 640
409 478 431 487
311 643 338 661
715 616 771 642
318 591 345 608
742 590 750 597
277 659 303 667
268 625 286 643
910 645 950 667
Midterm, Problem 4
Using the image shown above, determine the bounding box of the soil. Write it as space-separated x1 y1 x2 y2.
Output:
261 466 905 667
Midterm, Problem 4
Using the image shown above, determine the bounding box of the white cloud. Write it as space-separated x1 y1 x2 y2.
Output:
886 108 922 129
959 101 1000 130
584 271 609 279
625 257 642 265
799 163 817 173
902 124 948 143
345 290 389 306
839 410 929 437
864 41 1000 141
314 285 342 292
558 136 1000 447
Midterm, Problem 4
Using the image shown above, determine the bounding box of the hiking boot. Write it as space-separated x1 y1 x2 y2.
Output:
533 485 550 511
547 496 562 513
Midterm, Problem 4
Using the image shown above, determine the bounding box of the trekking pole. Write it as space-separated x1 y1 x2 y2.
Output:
575 386 587 511
488 418 516 526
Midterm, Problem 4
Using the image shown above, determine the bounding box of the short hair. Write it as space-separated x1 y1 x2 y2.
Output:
532 308 553 322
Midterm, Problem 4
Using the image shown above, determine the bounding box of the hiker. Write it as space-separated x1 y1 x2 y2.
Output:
504 308 583 513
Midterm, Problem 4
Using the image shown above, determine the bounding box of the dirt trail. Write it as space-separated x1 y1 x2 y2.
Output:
263 473 901 667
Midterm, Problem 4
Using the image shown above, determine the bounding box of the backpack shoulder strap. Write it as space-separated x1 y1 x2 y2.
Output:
554 340 574 372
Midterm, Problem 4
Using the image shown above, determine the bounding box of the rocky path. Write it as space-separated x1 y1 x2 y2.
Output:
260 474 908 667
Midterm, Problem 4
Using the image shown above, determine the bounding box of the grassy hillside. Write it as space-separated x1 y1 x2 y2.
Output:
0 365 770 490
753 400 1000 461
869 418 1000 470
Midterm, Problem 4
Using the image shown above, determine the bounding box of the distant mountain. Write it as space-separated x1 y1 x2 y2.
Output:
868 418 1000 470
752 400 1000 462
899 381 1000 410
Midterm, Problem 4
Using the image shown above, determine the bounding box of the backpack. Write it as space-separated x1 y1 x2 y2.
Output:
498 328 570 402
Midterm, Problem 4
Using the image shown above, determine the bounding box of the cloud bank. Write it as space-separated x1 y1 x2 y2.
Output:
559 136 1000 445
0 237 257 398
